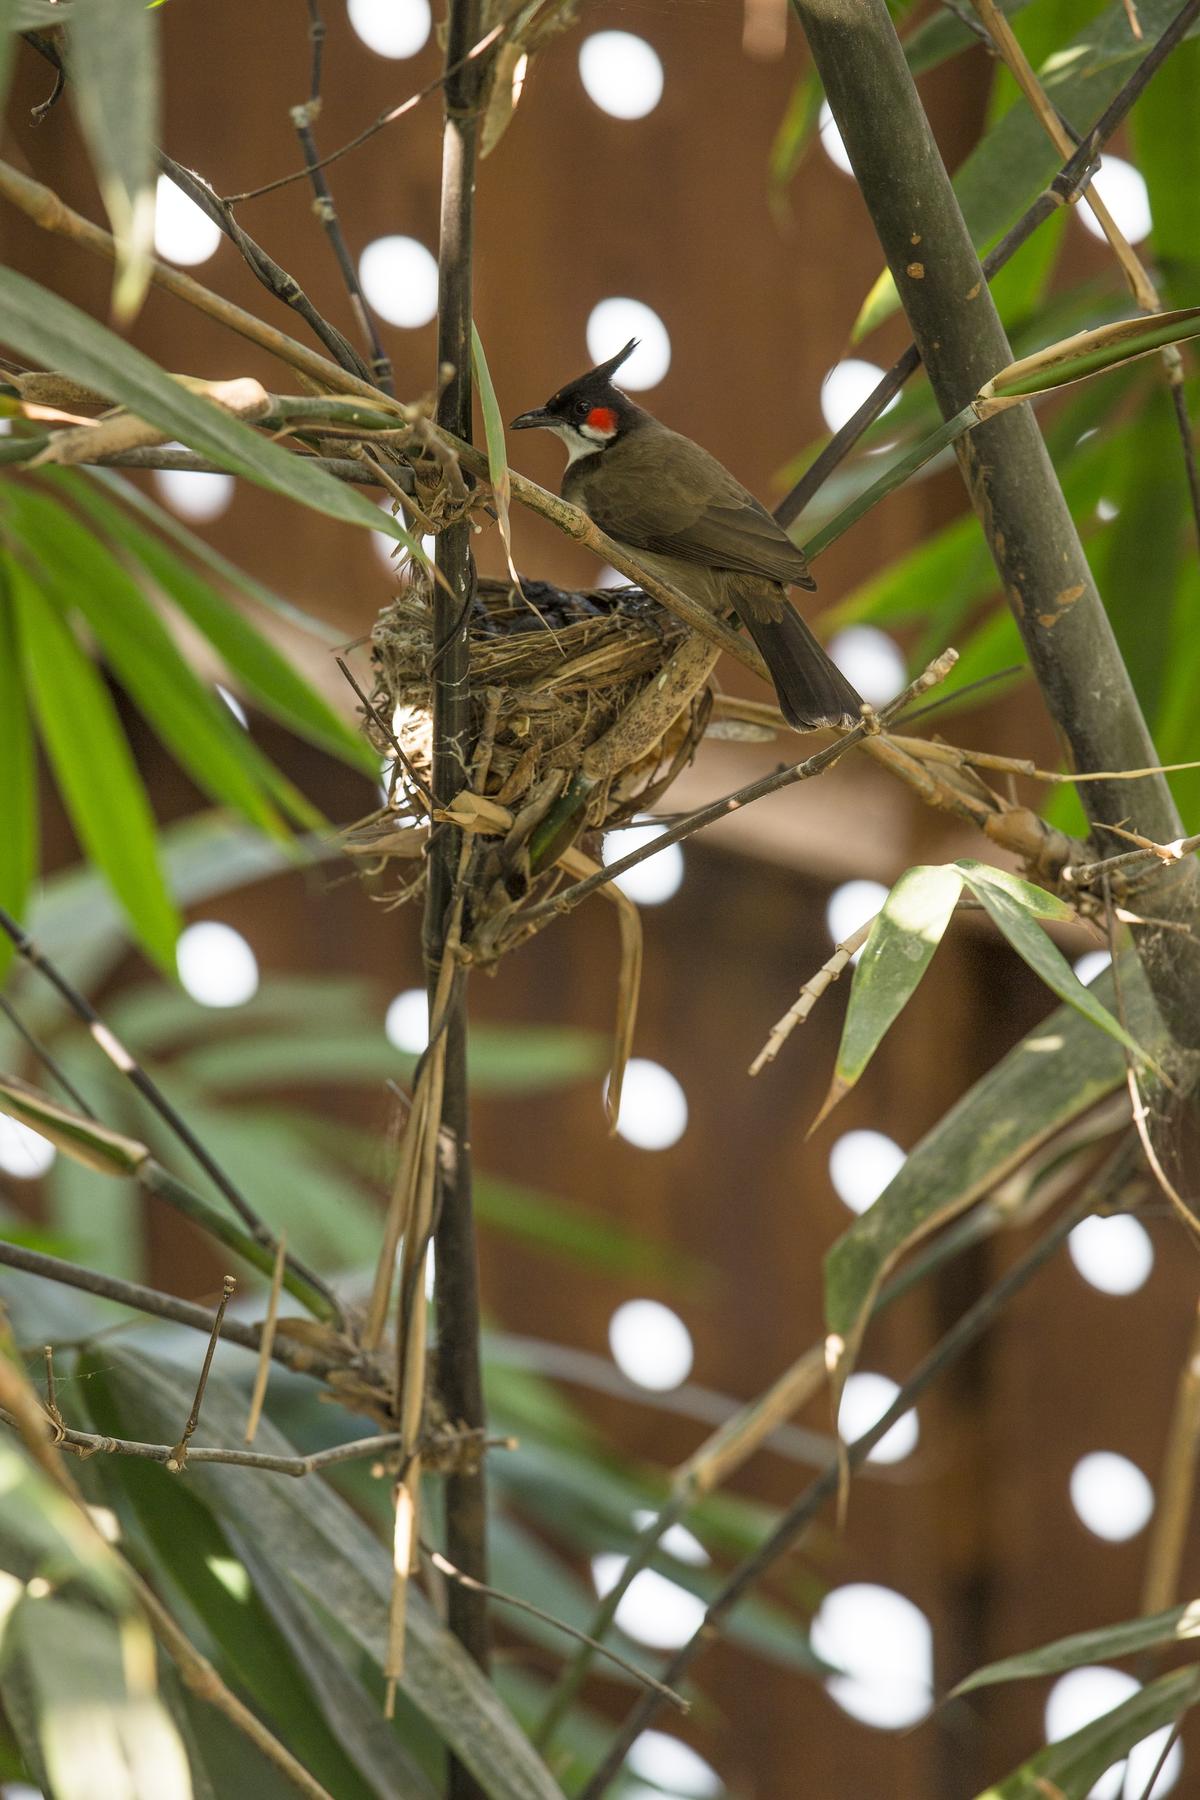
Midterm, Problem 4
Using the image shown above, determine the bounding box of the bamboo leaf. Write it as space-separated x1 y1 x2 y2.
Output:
0 570 36 983
953 1599 1200 1697
955 861 1154 1067
0 1075 148 1175
84 1347 568 1800
802 405 979 560
974 1665 1200 1800
0 270 419 545
471 323 524 592
824 959 1161 1376
51 471 375 772
815 864 964 1128
5 485 302 839
67 0 159 319
7 554 181 970
982 307 1200 400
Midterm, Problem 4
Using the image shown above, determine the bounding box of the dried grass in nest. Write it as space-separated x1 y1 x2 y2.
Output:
361 572 721 958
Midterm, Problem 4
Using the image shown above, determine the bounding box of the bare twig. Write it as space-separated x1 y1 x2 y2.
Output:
169 1276 236 1470
0 991 96 1116
244 1235 286 1445
750 916 874 1074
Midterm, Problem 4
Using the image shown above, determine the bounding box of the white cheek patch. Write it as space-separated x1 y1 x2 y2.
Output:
554 422 610 466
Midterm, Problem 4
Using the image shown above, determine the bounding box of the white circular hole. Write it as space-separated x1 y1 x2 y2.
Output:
0 1117 56 1179
818 100 853 176
838 1372 919 1465
151 467 234 522
591 1556 705 1649
347 0 431 58
602 818 684 906
1068 1214 1154 1296
627 1731 720 1797
1045 1668 1182 1798
578 31 663 120
827 626 906 707
632 1511 709 1566
359 236 439 329
1074 949 1112 986
385 988 429 1054
609 1298 693 1390
1096 497 1120 524
176 921 259 1008
829 1129 905 1216
826 878 889 953
820 359 899 434
1078 156 1152 246
153 174 222 266
811 1583 933 1731
586 300 671 391
1070 1451 1154 1542
609 1058 688 1151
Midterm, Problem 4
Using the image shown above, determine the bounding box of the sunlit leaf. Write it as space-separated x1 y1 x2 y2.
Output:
815 864 964 1127
7 554 181 969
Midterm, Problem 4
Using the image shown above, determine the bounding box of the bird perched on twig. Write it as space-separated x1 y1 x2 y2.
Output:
510 338 862 731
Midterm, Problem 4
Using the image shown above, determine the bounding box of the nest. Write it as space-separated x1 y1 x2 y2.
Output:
361 572 722 960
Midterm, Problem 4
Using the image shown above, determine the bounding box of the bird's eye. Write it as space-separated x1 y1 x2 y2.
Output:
575 400 589 419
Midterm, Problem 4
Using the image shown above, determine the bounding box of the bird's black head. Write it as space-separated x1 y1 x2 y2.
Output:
509 338 643 460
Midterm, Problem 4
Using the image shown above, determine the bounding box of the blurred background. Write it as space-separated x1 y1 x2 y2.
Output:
1 1 1196 1795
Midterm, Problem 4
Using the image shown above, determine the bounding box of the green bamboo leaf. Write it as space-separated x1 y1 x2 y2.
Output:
5 485 302 839
85 1346 568 1800
88 469 346 644
956 861 1154 1067
983 307 1200 400
768 68 823 203
7 554 181 969
0 1075 148 1175
0 572 36 983
67 0 158 319
815 864 964 1127
472 322 524 591
0 270 417 545
52 471 375 772
954 1598 1200 1697
83 1440 432 1800
824 958 1161 1373
974 1665 1200 1800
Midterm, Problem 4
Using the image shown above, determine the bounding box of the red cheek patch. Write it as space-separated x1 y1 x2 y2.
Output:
587 406 618 433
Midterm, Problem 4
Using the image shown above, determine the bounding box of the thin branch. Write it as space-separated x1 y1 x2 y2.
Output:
0 906 342 1324
0 991 97 1116
577 1188 1094 1797
169 1276 236 1469
423 1545 688 1713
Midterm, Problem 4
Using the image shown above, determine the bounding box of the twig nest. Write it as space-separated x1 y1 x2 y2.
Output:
362 572 718 955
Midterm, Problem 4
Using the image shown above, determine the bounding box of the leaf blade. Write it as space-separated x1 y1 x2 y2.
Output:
67 0 159 319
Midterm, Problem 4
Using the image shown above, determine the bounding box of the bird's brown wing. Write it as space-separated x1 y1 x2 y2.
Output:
574 425 816 590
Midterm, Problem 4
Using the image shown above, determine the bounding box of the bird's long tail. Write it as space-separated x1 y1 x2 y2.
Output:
740 605 862 731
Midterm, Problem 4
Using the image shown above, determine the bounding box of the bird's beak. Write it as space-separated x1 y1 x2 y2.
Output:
509 407 557 431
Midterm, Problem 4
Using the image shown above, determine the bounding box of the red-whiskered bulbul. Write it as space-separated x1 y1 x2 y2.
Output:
509 338 862 730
